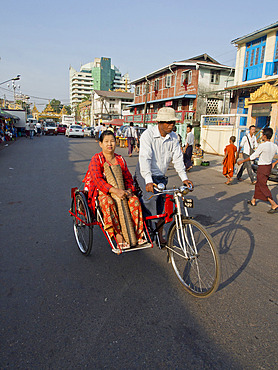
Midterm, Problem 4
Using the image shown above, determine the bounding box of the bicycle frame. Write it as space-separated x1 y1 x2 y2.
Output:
69 185 194 256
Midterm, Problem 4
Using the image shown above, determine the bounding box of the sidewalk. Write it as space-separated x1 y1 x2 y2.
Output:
0 137 20 151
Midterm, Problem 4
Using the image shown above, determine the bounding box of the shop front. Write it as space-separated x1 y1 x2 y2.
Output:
244 83 278 144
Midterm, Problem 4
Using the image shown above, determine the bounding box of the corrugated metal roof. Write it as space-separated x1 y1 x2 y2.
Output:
231 21 278 44
94 90 133 99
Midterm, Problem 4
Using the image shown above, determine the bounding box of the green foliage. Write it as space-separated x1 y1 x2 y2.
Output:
64 105 71 115
47 99 62 113
81 95 91 103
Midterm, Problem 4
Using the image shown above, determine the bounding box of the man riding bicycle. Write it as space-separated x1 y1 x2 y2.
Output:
135 107 193 244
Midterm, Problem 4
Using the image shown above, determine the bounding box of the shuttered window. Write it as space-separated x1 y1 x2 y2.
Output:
243 36 266 81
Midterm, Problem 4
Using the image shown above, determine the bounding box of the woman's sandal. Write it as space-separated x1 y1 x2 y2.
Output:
247 200 256 206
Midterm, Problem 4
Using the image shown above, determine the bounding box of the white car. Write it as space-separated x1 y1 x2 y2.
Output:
66 125 84 138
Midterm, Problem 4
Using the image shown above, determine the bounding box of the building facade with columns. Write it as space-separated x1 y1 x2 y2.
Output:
229 21 278 144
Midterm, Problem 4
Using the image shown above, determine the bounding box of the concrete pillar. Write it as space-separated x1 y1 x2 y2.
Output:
247 105 256 127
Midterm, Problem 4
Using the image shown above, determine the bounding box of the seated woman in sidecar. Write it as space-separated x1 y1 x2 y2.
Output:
83 130 146 249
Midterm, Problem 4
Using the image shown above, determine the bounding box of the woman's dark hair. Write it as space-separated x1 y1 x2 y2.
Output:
262 127 273 140
187 124 193 130
230 136 236 143
99 130 116 142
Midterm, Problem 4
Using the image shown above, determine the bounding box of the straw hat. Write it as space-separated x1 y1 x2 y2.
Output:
154 107 178 122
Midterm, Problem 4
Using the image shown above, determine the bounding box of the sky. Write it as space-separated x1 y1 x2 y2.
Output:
1 0 277 109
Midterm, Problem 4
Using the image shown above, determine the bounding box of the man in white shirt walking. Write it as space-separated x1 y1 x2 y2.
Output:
126 122 138 157
183 124 194 170
238 127 278 213
236 125 258 184
135 107 193 243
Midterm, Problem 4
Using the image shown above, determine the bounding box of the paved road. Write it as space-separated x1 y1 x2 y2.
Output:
1 135 277 369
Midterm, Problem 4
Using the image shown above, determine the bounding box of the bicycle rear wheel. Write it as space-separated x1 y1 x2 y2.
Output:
168 218 220 298
72 192 93 256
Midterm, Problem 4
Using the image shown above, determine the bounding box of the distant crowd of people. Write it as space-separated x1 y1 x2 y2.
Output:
0 120 17 144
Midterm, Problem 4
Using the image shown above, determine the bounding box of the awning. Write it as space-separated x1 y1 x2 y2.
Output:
129 94 196 107
0 109 20 120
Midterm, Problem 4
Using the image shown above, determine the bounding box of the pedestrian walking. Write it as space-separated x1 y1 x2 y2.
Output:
126 122 138 157
238 127 278 213
94 124 100 140
29 121 35 139
183 124 194 170
36 122 42 136
222 136 237 185
236 125 258 184
107 124 114 132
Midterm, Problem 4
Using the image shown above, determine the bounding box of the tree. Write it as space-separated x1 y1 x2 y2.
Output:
46 99 62 113
64 105 72 115
81 95 91 103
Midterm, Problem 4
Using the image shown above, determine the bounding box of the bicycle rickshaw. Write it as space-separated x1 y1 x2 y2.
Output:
69 182 220 298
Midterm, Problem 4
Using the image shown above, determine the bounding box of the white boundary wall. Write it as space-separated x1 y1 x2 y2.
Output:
200 114 248 155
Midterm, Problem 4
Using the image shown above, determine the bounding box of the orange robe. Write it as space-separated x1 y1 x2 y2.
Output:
223 144 237 178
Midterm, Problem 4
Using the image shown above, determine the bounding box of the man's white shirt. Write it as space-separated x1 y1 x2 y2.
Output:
240 133 258 155
139 125 188 184
185 131 194 146
250 141 278 165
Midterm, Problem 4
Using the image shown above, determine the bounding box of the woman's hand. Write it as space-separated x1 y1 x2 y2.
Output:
110 188 127 200
237 159 243 165
125 189 133 199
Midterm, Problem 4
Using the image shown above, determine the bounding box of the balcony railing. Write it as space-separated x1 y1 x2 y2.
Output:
123 110 195 124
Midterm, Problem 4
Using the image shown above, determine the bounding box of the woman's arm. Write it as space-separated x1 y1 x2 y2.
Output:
89 155 112 194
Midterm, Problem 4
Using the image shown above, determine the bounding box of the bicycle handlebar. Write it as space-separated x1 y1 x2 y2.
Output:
148 183 193 199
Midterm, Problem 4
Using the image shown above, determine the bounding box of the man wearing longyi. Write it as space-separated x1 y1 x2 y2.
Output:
135 107 193 244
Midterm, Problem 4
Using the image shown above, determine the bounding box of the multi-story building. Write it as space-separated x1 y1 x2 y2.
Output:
127 54 234 141
70 58 131 112
228 21 278 143
69 62 94 109
92 90 133 125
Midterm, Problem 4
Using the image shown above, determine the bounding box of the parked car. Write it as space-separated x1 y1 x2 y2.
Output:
57 124 67 135
44 121 57 135
65 125 84 138
252 158 278 182
84 126 95 137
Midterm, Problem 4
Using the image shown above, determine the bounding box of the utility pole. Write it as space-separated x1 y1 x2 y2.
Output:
143 80 149 128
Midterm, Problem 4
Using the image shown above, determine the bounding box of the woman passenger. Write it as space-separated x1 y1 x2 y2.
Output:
83 130 146 247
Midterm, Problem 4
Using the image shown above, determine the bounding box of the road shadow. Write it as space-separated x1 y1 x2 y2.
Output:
192 190 257 291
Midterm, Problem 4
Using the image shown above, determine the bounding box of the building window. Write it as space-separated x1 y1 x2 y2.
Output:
275 33 278 60
206 99 219 114
265 32 278 76
135 86 140 96
165 75 172 88
181 70 192 87
210 70 220 84
243 36 266 81
154 79 160 92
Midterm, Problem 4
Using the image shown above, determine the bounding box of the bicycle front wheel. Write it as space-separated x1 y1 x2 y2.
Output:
72 192 93 256
168 218 220 298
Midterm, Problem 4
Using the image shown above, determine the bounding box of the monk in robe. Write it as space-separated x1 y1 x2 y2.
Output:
222 136 237 185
